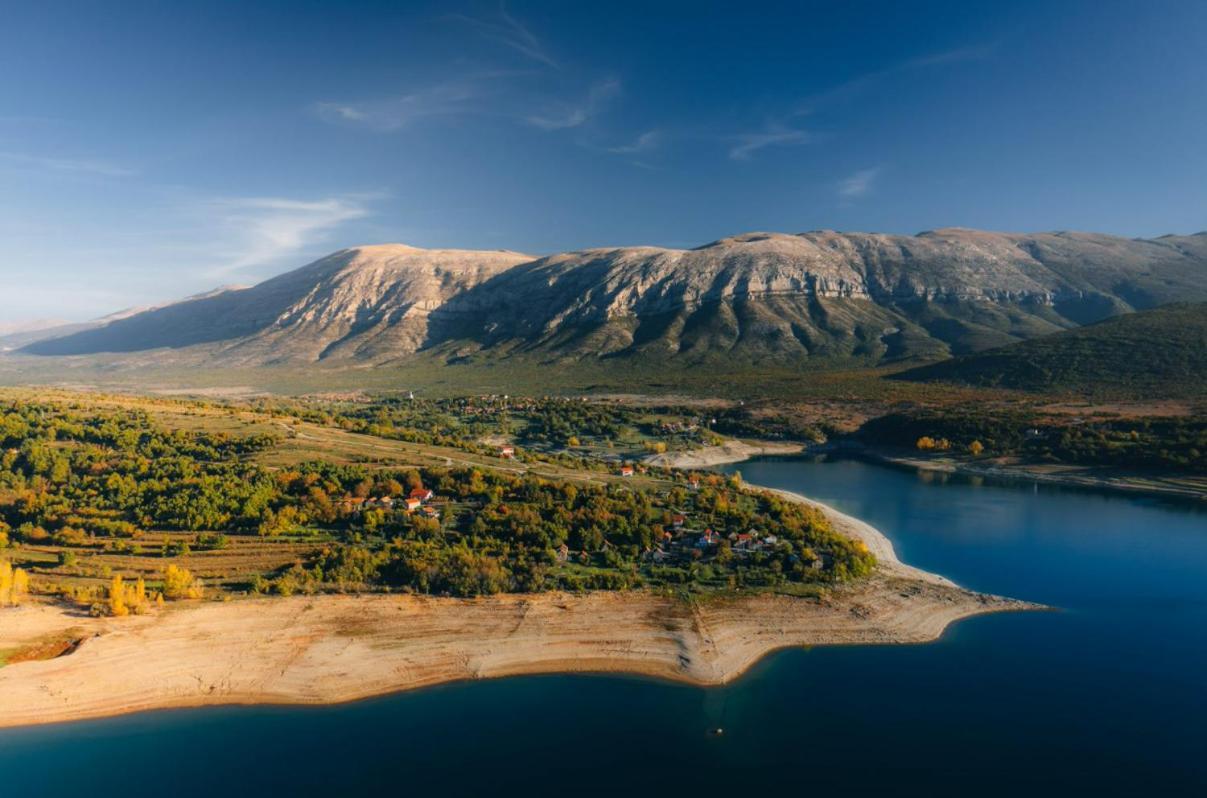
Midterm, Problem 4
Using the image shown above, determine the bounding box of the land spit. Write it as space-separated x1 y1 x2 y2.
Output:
0 493 1038 729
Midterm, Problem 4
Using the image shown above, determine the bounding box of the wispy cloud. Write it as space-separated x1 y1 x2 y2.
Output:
525 78 621 130
837 167 880 200
314 75 506 131
606 129 661 154
902 42 999 69
447 4 558 68
728 125 810 161
0 151 134 177
796 42 997 114
205 194 377 278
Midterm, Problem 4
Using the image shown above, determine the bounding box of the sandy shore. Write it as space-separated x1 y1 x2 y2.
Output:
648 439 805 468
0 495 1038 730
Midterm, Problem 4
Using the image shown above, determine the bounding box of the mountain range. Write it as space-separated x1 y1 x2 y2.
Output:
17 228 1207 370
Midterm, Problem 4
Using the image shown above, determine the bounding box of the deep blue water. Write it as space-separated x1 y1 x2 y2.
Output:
3 457 1207 797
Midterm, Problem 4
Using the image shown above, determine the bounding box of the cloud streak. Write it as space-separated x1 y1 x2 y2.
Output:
314 75 507 131
837 167 880 199
728 126 809 161
0 151 134 177
448 5 558 68
525 78 621 130
205 195 376 278
795 41 997 114
606 129 661 154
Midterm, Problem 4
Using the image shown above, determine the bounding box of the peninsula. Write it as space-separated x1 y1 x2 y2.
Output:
0 389 1036 728
0 490 1032 729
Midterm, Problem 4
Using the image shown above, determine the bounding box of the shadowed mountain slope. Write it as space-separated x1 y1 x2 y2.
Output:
895 302 1207 396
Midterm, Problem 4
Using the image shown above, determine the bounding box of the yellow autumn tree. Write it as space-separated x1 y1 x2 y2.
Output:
162 564 204 600
916 436 936 451
969 440 985 456
0 560 12 605
11 567 29 605
109 575 129 617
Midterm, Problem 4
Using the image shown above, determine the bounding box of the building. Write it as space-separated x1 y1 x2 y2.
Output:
620 465 635 477
671 514 686 529
409 488 434 503
499 445 516 459
404 497 422 512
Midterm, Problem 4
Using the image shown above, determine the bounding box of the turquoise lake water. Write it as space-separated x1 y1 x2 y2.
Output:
2 456 1206 797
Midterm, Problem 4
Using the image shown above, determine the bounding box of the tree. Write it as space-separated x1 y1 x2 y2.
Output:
11 567 29 605
968 440 985 456
109 575 129 616
916 436 936 451
162 564 203 600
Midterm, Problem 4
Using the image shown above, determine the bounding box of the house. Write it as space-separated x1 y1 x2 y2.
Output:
696 528 719 549
421 505 440 519
499 445 515 459
671 514 686 529
688 477 701 490
620 465 635 477
409 488 434 503
404 497 422 512
734 532 753 550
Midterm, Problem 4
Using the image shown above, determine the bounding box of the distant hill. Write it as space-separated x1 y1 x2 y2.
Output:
895 302 1207 396
18 229 1207 370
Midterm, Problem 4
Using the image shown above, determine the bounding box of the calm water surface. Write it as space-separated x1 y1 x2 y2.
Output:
3 457 1206 797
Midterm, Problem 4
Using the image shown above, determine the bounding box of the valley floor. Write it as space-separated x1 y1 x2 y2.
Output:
0 495 1036 729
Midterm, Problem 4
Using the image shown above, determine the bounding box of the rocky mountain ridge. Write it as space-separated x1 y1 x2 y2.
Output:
19 228 1207 368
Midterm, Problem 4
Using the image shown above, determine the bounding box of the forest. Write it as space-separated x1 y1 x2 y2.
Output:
0 397 874 610
858 408 1206 472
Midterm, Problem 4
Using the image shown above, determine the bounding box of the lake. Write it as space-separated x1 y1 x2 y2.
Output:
3 457 1206 797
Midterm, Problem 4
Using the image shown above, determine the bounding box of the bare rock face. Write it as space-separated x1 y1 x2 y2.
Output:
21 229 1207 367
25 245 531 364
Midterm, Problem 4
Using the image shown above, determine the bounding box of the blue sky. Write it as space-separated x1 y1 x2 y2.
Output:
1 0 1205 322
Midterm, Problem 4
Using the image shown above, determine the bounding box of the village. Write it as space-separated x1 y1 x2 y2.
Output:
335 454 820 575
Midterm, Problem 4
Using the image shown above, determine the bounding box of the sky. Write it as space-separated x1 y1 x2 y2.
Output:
1 0 1205 323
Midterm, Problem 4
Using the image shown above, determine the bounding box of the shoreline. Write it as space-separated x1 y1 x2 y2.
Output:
657 436 1206 503
0 491 1038 731
646 439 806 469
861 449 1207 503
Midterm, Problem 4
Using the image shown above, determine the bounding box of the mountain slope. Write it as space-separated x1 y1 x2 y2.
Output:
25 246 532 364
894 302 1207 396
19 229 1207 369
428 229 1207 365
